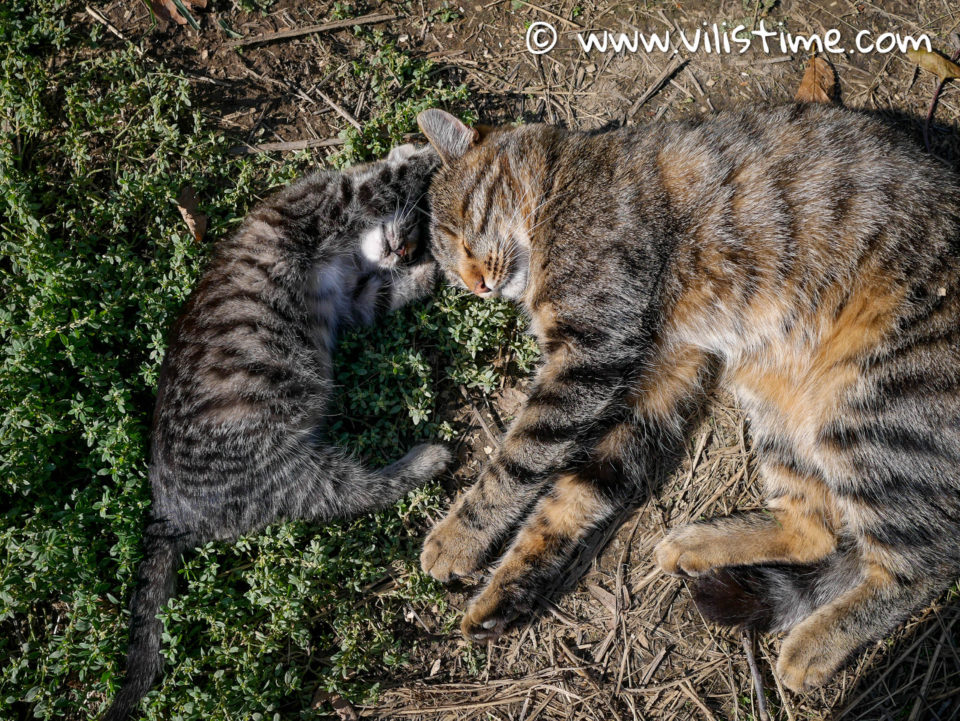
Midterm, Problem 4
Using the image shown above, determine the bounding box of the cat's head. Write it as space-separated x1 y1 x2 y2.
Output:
358 143 440 270
415 109 535 301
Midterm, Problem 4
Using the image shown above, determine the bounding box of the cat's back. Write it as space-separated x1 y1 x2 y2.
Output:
157 177 342 416
577 104 960 280
604 103 958 215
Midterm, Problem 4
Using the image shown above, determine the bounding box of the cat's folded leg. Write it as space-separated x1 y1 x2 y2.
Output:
775 555 947 692
654 462 838 576
385 258 440 311
379 442 452 489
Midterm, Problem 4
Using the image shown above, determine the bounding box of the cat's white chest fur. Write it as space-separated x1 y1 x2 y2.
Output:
310 253 388 345
310 255 357 346
359 225 387 265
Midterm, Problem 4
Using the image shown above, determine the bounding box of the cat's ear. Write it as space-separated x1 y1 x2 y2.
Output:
417 109 479 165
387 143 417 163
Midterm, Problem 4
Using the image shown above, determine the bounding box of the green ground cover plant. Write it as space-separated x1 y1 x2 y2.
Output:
0 2 537 717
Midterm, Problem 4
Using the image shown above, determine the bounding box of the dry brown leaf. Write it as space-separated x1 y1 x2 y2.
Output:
150 0 185 26
149 0 206 29
795 56 836 104
176 187 207 243
312 691 359 721
907 48 960 82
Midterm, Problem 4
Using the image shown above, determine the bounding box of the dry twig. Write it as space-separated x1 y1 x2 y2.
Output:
224 12 399 48
741 630 771 721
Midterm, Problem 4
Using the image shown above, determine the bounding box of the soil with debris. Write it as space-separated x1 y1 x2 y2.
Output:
92 0 960 718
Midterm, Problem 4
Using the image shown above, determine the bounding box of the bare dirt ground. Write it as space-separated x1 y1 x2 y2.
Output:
93 0 960 718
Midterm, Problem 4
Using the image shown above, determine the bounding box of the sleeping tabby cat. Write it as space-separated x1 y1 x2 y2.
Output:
104 144 450 720
415 105 960 693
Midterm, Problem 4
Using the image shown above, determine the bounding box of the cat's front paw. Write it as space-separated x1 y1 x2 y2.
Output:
653 525 719 577
420 513 489 583
460 579 529 641
410 257 440 293
776 624 844 693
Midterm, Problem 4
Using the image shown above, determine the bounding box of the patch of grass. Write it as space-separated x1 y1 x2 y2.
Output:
0 2 533 718
336 28 471 164
232 0 276 13
426 2 462 24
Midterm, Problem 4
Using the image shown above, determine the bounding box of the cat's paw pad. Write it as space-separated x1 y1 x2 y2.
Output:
777 628 841 693
653 528 716 577
461 584 525 642
420 516 487 583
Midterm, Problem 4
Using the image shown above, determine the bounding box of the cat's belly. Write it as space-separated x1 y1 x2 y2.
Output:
309 254 387 341
310 255 357 346
725 354 859 484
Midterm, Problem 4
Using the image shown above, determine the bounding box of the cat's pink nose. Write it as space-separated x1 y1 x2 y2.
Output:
474 279 490 295
394 244 406 257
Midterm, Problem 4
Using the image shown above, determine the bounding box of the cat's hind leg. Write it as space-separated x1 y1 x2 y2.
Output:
775 554 947 692
655 459 839 577
289 442 451 521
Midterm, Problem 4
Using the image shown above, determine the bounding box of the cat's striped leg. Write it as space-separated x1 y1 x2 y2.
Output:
654 458 839 577
420 346 624 582
289 443 451 521
775 551 947 692
385 258 439 310
459 461 626 640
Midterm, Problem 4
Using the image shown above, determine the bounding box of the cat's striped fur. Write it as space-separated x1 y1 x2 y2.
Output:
104 144 450 720
416 105 960 693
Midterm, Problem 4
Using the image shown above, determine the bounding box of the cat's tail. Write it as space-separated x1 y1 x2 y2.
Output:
689 548 863 633
103 523 187 721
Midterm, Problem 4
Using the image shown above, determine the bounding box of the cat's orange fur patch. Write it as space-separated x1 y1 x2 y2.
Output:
629 343 705 421
458 258 486 293
541 473 609 536
732 279 905 455
762 462 843 530
594 423 634 460
765 495 839 561
528 300 558 345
